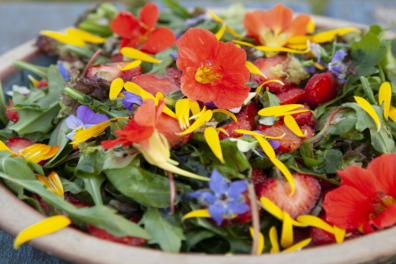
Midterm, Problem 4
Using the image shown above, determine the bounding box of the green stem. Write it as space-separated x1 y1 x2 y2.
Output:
360 76 377 105
167 159 179 166
64 87 91 103
78 21 113 37
378 64 386 83
13 61 47 78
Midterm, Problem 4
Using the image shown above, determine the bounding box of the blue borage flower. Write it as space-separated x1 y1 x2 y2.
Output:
57 62 71 81
122 91 143 110
169 52 178 61
188 169 249 226
328 50 348 83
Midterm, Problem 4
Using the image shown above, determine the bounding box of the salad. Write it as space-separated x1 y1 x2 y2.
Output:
1 0 396 256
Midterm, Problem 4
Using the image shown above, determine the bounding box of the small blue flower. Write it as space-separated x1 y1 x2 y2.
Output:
169 52 178 61
189 169 249 226
243 130 281 151
328 50 348 83
122 91 143 111
57 62 71 81
310 43 322 65
184 14 208 27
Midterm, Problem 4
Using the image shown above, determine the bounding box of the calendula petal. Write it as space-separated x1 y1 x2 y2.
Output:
255 44 311 54
258 104 304 116
333 225 346 243
124 81 143 94
269 226 280 253
379 82 391 120
216 127 229 136
255 136 276 159
389 106 396 123
312 27 360 43
249 227 265 255
121 47 161 63
281 212 294 248
182 209 211 221
156 92 165 100
233 40 258 47
314 63 325 70
121 60 142 71
260 197 284 220
40 31 85 47
225 24 244 38
0 140 13 153
273 110 311 117
235 129 285 139
282 238 312 252
284 115 306 137
41 146 59 160
204 127 224 163
176 98 191 130
48 172 64 197
246 61 267 79
37 176 57 195
215 24 226 40
109 78 124 101
189 101 201 116
354 96 381 132
271 158 296 196
296 215 334 234
207 10 223 23
256 80 285 94
307 18 315 34
212 109 237 122
28 75 40 86
163 106 177 118
66 28 106 44
287 35 313 45
177 110 213 135
14 215 71 249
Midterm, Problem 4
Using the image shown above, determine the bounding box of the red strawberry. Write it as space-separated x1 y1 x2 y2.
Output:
86 218 146 247
131 74 180 96
251 168 267 193
233 191 262 224
86 62 142 82
250 58 291 93
258 173 321 219
166 67 182 84
218 118 252 140
284 104 316 128
6 137 34 153
156 113 191 148
257 121 314 153
276 87 305 105
31 193 52 215
237 102 261 129
300 72 338 107
5 100 19 123
36 78 48 88
110 54 124 62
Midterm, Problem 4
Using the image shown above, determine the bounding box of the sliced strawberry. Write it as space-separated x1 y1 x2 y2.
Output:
300 72 338 107
251 168 267 193
6 101 19 123
318 179 337 192
233 191 262 224
131 74 180 96
86 62 142 82
36 78 48 88
290 104 316 128
110 54 124 62
31 193 52 215
156 113 191 148
86 218 146 247
276 87 305 105
64 193 91 208
250 58 290 93
218 118 252 140
257 121 314 153
166 67 182 84
258 173 321 219
6 137 34 153
238 101 261 129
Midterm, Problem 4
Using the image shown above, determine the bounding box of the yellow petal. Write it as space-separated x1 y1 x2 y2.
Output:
307 18 315 34
296 215 334 234
124 81 144 94
212 109 237 122
120 60 142 71
272 110 311 117
379 82 391 120
312 27 360 43
269 226 280 253
37 176 58 195
260 197 284 220
314 63 325 70
281 212 294 248
0 140 13 153
282 238 312 252
254 136 276 159
41 146 59 160
163 106 177 118
215 24 226 40
258 104 304 116
121 47 161 63
233 40 257 47
271 158 296 196
333 225 346 243
389 105 396 123
235 129 285 139
249 227 265 255
287 35 313 45
48 172 64 197
216 127 229 136
235 43 241 48
189 101 201 116
27 75 40 86
287 43 309 50
40 31 85 47
246 61 267 79
66 28 106 44
14 215 71 249
256 80 285 94
177 110 213 135
109 78 124 101
204 127 224 163
182 209 211 221
354 96 381 132
255 44 311 54
284 115 306 137
176 98 191 130
225 24 244 38
207 10 223 23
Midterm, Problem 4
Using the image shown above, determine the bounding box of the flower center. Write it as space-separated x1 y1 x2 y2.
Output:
195 65 221 84
373 196 396 217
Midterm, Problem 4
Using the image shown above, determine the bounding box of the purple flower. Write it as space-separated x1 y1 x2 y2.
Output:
58 62 71 80
169 52 178 61
184 14 208 27
328 50 348 83
122 91 143 111
310 43 322 65
268 139 281 150
189 169 249 226
65 105 108 141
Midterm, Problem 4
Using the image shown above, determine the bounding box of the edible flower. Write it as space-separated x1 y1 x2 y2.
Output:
57 62 71 81
122 91 143 110
268 226 311 253
378 82 396 122
323 153 396 233
176 28 250 109
65 105 108 141
40 28 106 47
207 10 243 40
184 169 250 225
14 215 71 249
328 50 348 82
110 3 176 54
0 141 58 164
37 172 64 197
354 96 381 132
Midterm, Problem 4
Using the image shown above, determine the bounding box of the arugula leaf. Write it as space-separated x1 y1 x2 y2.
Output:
148 47 178 75
161 0 191 19
45 119 74 168
184 229 215 251
316 149 343 174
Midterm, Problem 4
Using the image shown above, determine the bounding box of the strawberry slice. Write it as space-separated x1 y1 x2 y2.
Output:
156 113 191 148
282 104 316 128
166 67 182 84
257 121 314 153
86 218 146 247
276 87 305 105
258 173 321 219
250 58 291 93
237 102 261 129
86 62 142 82
131 74 180 96
300 72 338 107
6 137 34 153
218 118 252 140
31 193 52 215
6 101 19 123
251 168 267 193
36 78 48 88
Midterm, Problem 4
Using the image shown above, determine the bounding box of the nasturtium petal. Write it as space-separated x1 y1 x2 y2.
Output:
207 10 223 24
258 104 304 117
333 225 346 244
212 109 237 122
282 238 312 253
269 226 280 253
14 216 71 249
249 227 265 255
379 82 391 120
312 27 360 43
204 127 224 163
389 106 396 123
182 209 211 221
177 110 213 135
284 115 306 137
296 215 334 234
110 78 125 100
66 28 106 44
254 136 276 159
121 47 161 63
121 60 142 71
40 31 85 47
246 61 267 79
215 24 226 40
260 197 284 220
272 158 295 196
354 96 381 132
256 80 285 94
281 212 294 248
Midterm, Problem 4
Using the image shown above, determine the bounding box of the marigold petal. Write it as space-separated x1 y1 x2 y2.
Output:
254 136 276 159
177 110 213 135
216 127 229 136
124 81 144 94
296 215 334 234
28 75 40 86
41 146 59 160
120 47 161 63
256 80 285 94
284 114 306 137
66 28 106 44
282 238 312 252
0 140 13 153
48 172 64 197
37 176 57 195
269 226 280 253
272 110 311 117
307 18 315 34
281 212 294 248
40 31 85 47
246 61 267 79
204 127 224 163
249 227 264 255
189 101 201 117
207 10 223 24
389 106 396 123
233 40 255 47
176 98 191 130
110 78 125 101
312 27 360 43
287 35 313 45
215 24 226 40
258 104 304 116
235 129 285 139
212 109 237 122
14 216 71 249
354 96 381 132
272 159 296 196
260 197 284 220
225 24 244 38
333 225 346 243
255 44 310 54
121 60 142 71
182 209 211 221
378 82 391 120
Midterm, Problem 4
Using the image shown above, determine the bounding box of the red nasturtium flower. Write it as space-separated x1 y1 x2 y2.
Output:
176 28 250 110
243 4 310 50
323 153 396 233
110 3 176 54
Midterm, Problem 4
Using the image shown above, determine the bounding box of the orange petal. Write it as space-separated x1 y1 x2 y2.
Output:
287 14 310 38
